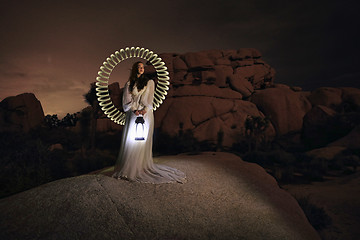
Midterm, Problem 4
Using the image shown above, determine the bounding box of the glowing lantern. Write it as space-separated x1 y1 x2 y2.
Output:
135 115 145 141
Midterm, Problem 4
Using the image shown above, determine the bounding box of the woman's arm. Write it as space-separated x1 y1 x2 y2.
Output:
122 81 132 112
140 80 154 114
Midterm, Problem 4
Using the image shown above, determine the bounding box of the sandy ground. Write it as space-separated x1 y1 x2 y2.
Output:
282 171 360 240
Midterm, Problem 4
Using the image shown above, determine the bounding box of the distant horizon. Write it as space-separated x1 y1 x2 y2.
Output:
2 66 359 119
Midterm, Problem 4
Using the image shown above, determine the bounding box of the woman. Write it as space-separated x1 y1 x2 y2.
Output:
112 61 186 183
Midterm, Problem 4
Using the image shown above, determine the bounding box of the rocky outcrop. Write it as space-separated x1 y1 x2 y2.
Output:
155 96 275 148
0 93 44 132
149 58 359 148
150 49 357 148
328 124 360 149
302 106 360 149
250 88 312 135
2 50 358 152
108 82 122 110
340 87 360 112
75 82 124 134
307 87 343 109
0 152 320 240
306 146 347 160
150 49 275 92
301 105 338 148
300 87 360 152
307 87 360 112
149 49 277 147
146 50 360 149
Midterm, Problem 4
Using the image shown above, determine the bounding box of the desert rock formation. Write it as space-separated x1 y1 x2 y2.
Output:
0 93 44 132
250 87 312 135
0 152 320 240
1 49 359 153
148 50 360 149
150 49 277 147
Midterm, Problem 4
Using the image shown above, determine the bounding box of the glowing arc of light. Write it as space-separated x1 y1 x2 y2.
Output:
95 47 170 125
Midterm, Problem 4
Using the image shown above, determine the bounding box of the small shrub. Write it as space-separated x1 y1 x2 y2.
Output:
96 131 122 152
153 126 209 155
29 126 82 151
245 115 270 152
268 150 296 166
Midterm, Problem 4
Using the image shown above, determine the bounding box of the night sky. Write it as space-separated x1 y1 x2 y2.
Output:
1 0 359 117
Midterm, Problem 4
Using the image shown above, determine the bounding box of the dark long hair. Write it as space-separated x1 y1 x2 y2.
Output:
129 61 149 92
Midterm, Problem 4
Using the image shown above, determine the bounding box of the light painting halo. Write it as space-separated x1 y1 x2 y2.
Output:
95 47 170 125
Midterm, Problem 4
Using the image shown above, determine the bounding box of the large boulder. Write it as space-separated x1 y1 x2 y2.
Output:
301 105 338 148
250 87 312 135
200 49 224 61
328 124 360 149
302 106 360 149
213 65 233 87
307 87 342 109
227 48 262 60
172 56 188 71
157 53 175 73
171 84 242 99
306 146 347 160
154 96 274 148
306 87 360 113
0 152 320 240
0 93 44 132
233 64 274 89
229 72 254 97
340 87 360 112
159 48 275 92
182 52 214 69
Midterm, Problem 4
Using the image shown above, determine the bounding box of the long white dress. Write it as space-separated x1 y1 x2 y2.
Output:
112 80 186 183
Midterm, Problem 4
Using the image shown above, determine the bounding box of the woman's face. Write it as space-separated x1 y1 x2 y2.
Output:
137 63 144 75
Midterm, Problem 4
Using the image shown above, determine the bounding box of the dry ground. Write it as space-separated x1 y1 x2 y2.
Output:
282 171 360 240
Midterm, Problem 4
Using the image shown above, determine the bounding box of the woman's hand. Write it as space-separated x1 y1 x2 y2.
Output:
134 110 146 115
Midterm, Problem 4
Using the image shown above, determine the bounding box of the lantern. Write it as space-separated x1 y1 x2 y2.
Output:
135 115 145 141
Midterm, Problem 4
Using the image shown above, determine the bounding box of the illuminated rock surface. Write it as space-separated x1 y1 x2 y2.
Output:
0 152 320 240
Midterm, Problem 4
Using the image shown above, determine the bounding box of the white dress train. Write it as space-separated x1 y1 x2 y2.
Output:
112 80 186 184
